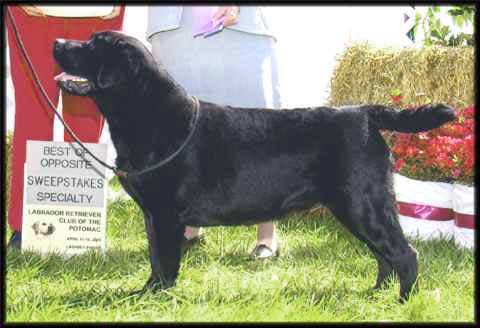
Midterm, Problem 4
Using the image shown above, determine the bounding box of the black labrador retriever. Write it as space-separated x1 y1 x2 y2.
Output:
53 31 455 301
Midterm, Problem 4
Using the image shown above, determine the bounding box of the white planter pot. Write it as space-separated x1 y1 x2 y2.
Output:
393 173 454 241
453 183 475 250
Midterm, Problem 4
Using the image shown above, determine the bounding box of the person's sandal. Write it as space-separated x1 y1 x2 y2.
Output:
249 244 279 259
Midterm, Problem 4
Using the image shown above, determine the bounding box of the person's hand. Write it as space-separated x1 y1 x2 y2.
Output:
101 6 121 20
212 6 239 27
20 6 46 17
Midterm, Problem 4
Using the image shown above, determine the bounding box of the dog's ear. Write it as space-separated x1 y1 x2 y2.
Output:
96 62 126 89
32 222 39 235
47 225 55 234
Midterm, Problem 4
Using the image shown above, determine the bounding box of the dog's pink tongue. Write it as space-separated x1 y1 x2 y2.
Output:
54 72 67 81
54 72 78 81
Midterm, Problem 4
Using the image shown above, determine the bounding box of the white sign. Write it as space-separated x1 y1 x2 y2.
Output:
22 140 108 257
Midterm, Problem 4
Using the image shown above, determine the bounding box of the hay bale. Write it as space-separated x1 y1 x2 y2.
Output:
329 43 474 108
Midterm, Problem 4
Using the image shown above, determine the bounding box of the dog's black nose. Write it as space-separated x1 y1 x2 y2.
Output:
54 39 66 52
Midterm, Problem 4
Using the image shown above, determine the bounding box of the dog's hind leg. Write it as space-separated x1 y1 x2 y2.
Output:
363 185 418 302
328 204 394 290
328 185 418 302
142 211 185 292
359 237 395 290
372 251 395 290
346 198 395 290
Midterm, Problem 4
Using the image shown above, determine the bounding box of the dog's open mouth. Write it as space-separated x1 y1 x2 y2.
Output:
54 72 93 95
54 72 89 84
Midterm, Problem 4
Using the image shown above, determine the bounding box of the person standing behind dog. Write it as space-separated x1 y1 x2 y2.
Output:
5 5 125 249
147 5 282 259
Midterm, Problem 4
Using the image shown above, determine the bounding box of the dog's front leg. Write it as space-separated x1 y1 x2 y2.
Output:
141 211 184 293
118 178 184 293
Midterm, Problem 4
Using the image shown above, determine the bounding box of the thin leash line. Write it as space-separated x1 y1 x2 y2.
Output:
126 96 199 177
7 7 200 179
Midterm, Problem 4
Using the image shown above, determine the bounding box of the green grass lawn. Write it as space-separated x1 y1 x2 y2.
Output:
5 193 474 322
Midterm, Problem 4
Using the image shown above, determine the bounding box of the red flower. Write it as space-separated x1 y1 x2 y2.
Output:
394 159 405 171
391 95 403 105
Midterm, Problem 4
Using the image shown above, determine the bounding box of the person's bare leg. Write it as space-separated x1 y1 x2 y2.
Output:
251 222 278 258
257 222 276 248
184 226 201 240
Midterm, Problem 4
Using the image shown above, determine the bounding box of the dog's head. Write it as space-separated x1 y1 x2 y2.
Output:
32 221 55 236
53 30 154 97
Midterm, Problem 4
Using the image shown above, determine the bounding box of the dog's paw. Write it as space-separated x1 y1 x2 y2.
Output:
141 274 174 293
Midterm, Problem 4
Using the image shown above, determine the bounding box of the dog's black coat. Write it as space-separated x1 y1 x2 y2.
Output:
53 31 456 301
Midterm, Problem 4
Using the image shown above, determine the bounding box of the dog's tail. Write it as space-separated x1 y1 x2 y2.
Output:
366 104 456 133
